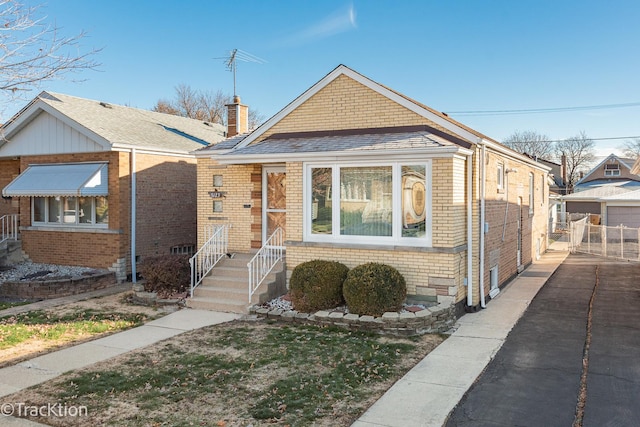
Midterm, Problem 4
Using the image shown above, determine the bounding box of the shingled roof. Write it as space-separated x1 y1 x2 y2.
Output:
1 91 226 154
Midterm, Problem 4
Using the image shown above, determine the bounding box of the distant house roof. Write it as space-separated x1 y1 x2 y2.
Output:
0 91 226 155
563 181 640 201
601 188 640 202
575 153 638 186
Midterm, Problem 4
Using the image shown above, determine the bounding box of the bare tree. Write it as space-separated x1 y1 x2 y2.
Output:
199 89 230 124
248 109 265 130
502 130 554 159
0 1 100 102
152 99 180 116
153 84 266 130
620 138 640 159
555 131 596 193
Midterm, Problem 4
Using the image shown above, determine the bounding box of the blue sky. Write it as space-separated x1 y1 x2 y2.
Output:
7 0 640 156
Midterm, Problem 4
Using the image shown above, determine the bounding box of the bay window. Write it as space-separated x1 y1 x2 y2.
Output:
306 161 431 246
32 196 109 226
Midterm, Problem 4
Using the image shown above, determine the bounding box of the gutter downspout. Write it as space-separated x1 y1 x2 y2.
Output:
131 148 137 283
466 151 474 307
479 141 487 309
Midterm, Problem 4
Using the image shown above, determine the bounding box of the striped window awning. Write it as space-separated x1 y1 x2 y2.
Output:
2 162 108 197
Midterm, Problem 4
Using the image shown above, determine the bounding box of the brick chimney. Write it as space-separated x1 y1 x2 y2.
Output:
561 154 567 184
226 95 248 137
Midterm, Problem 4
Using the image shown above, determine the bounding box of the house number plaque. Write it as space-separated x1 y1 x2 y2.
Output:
209 191 226 198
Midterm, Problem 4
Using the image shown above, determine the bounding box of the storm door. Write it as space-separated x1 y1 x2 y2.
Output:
263 167 286 243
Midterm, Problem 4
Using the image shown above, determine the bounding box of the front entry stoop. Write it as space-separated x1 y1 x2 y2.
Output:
186 253 287 314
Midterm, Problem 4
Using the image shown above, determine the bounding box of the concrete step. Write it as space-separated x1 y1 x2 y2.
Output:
193 286 247 301
217 253 255 268
186 296 249 314
202 275 247 290
188 252 286 314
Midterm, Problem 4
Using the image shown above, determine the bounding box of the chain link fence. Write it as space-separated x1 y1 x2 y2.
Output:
570 216 640 262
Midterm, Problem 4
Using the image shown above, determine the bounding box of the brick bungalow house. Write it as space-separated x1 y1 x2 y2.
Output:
192 65 550 314
0 92 225 281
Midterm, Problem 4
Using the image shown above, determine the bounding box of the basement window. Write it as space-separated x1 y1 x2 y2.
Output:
170 245 195 256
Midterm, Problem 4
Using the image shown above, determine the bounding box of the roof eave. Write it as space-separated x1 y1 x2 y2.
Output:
214 146 471 165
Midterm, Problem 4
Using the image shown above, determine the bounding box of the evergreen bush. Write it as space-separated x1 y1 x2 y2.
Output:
343 263 407 316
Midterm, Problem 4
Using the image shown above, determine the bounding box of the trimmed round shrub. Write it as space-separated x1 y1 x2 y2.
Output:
139 254 190 296
343 263 407 316
289 260 349 312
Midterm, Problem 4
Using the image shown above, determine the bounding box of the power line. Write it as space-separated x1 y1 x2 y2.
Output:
446 102 640 116
536 135 640 144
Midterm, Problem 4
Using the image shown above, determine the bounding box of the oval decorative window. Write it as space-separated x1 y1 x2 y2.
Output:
412 182 425 217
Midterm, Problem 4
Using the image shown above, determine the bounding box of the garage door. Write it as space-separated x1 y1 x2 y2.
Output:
607 206 640 228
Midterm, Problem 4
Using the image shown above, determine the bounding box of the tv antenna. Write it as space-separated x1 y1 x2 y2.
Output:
217 49 266 98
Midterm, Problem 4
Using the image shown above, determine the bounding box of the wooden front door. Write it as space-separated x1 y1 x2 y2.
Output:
263 167 286 242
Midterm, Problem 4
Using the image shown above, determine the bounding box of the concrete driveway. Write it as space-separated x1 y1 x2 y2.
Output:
445 253 640 426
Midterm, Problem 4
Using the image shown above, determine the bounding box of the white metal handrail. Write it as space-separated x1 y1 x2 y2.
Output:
0 214 19 244
248 228 284 303
189 224 229 297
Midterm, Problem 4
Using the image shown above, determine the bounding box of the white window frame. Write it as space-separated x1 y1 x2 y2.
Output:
497 162 504 192
529 172 534 215
303 160 432 247
31 196 108 228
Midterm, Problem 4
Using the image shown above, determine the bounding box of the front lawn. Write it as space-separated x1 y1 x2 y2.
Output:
5 320 444 426
0 293 162 367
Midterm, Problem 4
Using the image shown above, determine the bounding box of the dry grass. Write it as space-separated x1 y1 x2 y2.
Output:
4 320 444 426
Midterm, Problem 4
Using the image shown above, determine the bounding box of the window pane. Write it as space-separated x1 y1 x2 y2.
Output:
79 197 93 224
402 165 426 238
341 166 392 236
33 198 45 222
96 197 109 224
48 197 61 223
311 167 332 234
63 197 77 224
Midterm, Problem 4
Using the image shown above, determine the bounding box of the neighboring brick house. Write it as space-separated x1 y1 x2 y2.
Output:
193 65 550 314
0 92 225 281
562 153 640 225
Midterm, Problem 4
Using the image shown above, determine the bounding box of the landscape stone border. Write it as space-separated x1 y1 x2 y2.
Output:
249 301 457 336
0 272 117 300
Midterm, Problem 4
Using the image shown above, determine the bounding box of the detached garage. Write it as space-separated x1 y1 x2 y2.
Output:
602 189 640 228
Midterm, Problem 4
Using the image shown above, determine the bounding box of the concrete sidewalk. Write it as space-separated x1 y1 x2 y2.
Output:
353 241 570 427
0 308 240 425
0 243 569 426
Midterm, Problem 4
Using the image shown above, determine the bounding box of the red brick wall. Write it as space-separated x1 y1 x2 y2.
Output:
18 152 126 269
134 153 197 261
21 229 122 268
0 159 20 217
15 151 198 271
